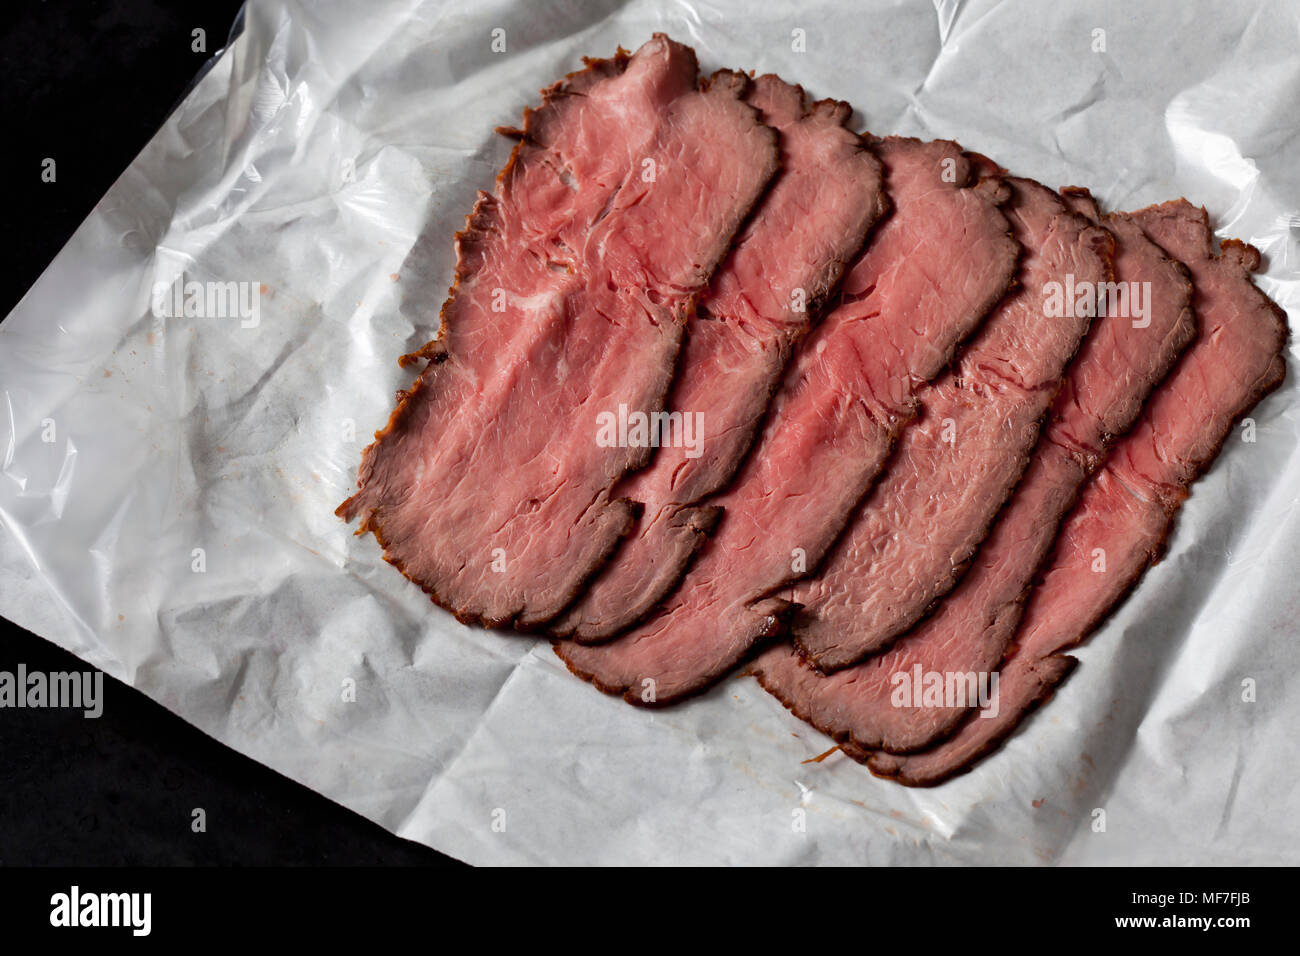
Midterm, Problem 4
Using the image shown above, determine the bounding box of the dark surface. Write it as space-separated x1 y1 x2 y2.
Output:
0 0 461 866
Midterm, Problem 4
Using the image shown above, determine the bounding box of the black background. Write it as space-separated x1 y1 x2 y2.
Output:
1 0 459 866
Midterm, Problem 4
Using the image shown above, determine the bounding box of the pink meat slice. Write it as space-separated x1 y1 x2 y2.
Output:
867 200 1286 786
791 178 1113 670
336 36 779 628
556 136 1018 705
754 191 1202 757
549 75 889 643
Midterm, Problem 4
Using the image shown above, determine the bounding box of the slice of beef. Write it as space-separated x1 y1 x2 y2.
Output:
790 178 1113 671
556 136 1018 705
548 75 889 643
754 191 1200 756
337 36 780 629
867 200 1286 786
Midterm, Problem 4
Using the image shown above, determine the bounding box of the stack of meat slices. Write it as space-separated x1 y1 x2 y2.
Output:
339 35 1289 787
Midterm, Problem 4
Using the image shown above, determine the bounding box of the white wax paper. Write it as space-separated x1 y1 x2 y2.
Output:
3 0 1299 865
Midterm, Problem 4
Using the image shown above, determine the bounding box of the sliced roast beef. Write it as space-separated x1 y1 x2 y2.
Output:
556 136 1018 704
867 200 1286 786
790 178 1113 671
337 36 779 628
548 75 889 643
754 191 1201 756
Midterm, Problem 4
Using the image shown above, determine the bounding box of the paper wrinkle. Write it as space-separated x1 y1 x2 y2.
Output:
931 0 964 46
1 0 1298 865
1 393 27 494
391 646 541 837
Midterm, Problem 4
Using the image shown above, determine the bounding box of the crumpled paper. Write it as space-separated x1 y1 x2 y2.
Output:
2 0 1298 865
